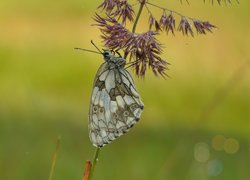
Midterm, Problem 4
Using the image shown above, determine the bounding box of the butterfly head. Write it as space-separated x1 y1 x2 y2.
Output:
102 50 125 68
102 50 114 60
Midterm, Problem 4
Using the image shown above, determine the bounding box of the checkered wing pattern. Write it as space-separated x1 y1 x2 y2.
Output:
89 62 144 147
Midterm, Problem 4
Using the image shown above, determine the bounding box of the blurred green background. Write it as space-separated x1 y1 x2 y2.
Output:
0 0 250 179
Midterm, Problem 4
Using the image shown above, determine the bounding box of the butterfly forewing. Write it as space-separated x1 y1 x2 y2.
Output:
89 55 144 147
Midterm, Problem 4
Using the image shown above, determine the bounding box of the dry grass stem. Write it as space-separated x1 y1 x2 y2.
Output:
83 160 92 180
48 136 61 180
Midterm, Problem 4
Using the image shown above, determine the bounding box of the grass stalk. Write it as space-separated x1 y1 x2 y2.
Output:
132 0 146 33
83 147 101 180
83 160 92 180
89 147 101 180
48 136 61 180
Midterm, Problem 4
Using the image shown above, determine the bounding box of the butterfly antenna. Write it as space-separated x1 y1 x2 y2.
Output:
91 40 103 54
74 47 102 55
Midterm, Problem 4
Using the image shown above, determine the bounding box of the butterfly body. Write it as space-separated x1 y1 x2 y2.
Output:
89 50 144 147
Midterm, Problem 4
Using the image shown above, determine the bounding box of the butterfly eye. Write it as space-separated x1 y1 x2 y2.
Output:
103 51 110 57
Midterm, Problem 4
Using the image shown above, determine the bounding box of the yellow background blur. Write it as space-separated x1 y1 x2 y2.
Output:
0 0 249 179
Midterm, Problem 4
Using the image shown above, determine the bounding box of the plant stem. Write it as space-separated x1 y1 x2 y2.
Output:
89 147 101 180
83 160 92 180
132 0 146 33
48 136 61 180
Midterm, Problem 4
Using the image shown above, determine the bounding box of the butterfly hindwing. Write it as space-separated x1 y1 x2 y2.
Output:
89 62 144 147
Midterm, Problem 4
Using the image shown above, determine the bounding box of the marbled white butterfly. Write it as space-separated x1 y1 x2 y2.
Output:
77 42 144 147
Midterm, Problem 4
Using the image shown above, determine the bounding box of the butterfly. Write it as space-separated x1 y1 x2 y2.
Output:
86 46 144 147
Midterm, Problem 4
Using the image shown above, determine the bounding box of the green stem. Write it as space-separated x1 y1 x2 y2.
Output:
132 0 146 33
48 136 61 180
89 147 101 180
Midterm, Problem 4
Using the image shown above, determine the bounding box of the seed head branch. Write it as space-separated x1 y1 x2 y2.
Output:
146 2 216 36
203 0 240 5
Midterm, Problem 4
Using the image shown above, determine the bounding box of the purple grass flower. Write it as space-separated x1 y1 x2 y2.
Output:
177 17 193 36
93 0 220 77
94 14 169 77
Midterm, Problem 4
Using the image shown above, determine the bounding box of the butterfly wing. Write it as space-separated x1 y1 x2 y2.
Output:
89 63 144 147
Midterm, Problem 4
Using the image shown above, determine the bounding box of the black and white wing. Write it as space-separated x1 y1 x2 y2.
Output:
88 63 144 147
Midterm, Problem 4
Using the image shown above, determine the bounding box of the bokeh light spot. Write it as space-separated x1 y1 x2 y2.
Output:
211 135 226 151
207 159 223 176
224 138 240 154
194 142 210 163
